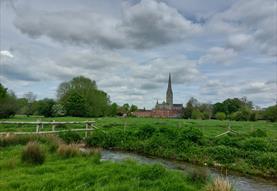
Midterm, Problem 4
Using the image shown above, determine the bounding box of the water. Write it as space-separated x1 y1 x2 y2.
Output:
101 150 277 191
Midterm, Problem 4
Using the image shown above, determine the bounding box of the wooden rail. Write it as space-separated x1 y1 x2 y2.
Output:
0 120 96 137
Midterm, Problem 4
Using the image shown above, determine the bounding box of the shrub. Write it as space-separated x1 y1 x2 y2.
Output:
242 138 269 152
207 146 239 164
192 110 204 120
216 112 226 120
205 177 234 191
248 152 277 170
57 144 80 158
214 136 241 148
250 129 267 137
58 131 82 144
21 142 45 165
178 127 203 144
137 124 156 139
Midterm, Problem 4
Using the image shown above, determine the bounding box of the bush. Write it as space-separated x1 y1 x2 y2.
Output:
248 152 277 170
264 105 277 122
58 131 82 143
242 138 269 152
57 144 80 158
215 112 226 120
178 127 203 144
250 129 267 137
137 124 156 139
207 146 239 164
21 142 45 165
191 110 203 120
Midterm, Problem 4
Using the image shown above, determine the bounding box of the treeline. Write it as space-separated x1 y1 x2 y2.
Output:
0 76 138 119
183 97 277 122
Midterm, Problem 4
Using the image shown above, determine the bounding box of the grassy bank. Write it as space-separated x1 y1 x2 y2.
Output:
0 135 207 191
1 116 277 179
86 118 277 178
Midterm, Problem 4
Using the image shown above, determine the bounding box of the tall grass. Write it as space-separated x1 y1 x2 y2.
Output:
57 144 80 158
205 177 234 191
21 141 45 165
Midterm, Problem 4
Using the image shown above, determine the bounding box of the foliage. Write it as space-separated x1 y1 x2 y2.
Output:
0 83 17 118
264 105 277 122
58 76 110 117
58 131 82 144
64 91 88 117
192 110 203 120
36 98 56 117
250 129 267 137
21 142 45 165
215 112 226 120
51 103 66 117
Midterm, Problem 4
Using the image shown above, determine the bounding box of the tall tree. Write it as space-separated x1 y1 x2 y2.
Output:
0 83 17 118
57 76 110 117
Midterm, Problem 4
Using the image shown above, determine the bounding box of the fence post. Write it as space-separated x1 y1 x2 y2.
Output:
36 119 40 133
52 120 56 132
85 122 88 138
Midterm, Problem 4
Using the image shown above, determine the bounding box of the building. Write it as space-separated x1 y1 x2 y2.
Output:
133 73 183 118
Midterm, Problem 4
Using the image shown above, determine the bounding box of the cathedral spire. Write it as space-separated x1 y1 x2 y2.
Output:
166 73 173 106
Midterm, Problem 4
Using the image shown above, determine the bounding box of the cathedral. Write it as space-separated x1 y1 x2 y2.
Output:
134 73 184 118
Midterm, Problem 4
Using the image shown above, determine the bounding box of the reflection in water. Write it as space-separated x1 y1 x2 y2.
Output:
101 150 277 191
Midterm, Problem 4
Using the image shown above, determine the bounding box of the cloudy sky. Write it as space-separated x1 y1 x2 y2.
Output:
0 0 276 108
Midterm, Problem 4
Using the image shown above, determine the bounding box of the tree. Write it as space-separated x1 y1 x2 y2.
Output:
216 112 226 120
36 99 55 117
264 105 277 122
183 97 199 119
52 103 65 117
0 83 17 118
191 110 203 120
108 103 118 116
57 76 110 117
24 92 37 116
122 103 130 114
64 91 87 117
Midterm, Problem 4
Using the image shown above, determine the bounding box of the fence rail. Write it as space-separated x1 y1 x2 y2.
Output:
0 120 96 137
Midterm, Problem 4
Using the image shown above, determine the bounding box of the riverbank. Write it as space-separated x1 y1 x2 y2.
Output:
0 138 208 191
100 149 277 191
84 119 277 179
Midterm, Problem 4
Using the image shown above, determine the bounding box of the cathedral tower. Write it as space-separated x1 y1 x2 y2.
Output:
166 73 173 106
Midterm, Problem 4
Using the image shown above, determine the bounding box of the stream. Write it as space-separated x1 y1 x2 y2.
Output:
100 150 277 191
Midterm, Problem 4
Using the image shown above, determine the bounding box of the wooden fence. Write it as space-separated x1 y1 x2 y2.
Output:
0 120 96 137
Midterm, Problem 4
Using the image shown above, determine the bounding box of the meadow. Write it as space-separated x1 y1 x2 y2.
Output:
0 136 206 191
1 116 277 181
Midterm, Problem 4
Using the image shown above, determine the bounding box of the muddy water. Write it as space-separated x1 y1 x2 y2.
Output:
101 150 277 191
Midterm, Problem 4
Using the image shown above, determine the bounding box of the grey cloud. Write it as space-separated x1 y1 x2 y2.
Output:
199 47 237 65
140 83 160 90
14 0 201 49
207 0 276 56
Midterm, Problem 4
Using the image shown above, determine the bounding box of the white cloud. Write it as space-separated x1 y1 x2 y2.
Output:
0 50 14 58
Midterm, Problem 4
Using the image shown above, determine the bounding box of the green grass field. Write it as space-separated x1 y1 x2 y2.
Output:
0 142 204 191
1 116 277 138
1 116 277 180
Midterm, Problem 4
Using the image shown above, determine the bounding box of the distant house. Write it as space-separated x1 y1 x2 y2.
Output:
133 73 183 118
